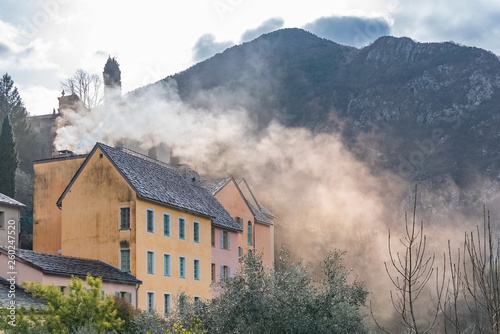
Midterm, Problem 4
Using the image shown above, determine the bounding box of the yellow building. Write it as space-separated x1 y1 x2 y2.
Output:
35 143 241 312
33 154 87 254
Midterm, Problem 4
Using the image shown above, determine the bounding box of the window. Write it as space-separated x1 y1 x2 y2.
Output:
220 230 230 250
116 291 132 304
147 251 155 275
247 221 252 245
163 213 171 237
164 293 171 316
211 227 215 247
220 265 230 280
238 247 243 262
178 217 186 240
120 249 130 272
60 286 66 294
193 221 200 243
0 211 5 229
100 290 105 300
146 209 154 233
163 253 171 277
120 207 130 229
193 259 200 280
236 217 243 229
194 296 200 303
179 256 186 279
211 263 215 282
147 292 155 312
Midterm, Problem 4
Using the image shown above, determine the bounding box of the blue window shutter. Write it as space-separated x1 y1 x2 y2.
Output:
228 232 230 250
220 230 223 248
228 267 231 278
220 265 223 278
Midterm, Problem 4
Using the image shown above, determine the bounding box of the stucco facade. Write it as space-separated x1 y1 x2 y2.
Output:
33 155 87 254
0 193 24 248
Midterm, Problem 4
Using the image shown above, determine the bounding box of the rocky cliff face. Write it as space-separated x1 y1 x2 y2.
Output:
132 28 500 217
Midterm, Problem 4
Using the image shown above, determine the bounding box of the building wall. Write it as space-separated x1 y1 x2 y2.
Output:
211 227 239 285
33 156 86 254
59 147 212 312
0 204 20 248
0 254 137 306
135 199 212 311
254 223 272 268
60 148 137 268
214 180 254 255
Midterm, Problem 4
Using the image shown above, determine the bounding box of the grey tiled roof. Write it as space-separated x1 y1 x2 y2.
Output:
3 248 140 285
0 277 45 309
0 193 25 207
249 203 273 225
194 178 232 196
99 144 242 232
260 205 276 219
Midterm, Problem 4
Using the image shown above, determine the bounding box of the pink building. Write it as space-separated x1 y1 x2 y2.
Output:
0 247 141 307
195 177 275 290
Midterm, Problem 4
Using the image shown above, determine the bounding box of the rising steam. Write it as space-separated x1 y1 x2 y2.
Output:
54 78 498 328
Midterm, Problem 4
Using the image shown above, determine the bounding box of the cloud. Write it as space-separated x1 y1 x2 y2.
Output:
240 17 285 43
303 16 391 48
18 84 60 115
192 34 234 63
391 0 500 55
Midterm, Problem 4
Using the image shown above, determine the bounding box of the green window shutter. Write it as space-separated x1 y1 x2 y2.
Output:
127 292 132 304
115 291 120 298
164 214 170 236
228 232 231 250
220 230 223 248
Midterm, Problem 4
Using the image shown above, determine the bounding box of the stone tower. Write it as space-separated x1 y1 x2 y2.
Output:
103 56 121 102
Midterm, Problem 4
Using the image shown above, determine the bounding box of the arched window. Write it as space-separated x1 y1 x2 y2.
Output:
247 221 252 245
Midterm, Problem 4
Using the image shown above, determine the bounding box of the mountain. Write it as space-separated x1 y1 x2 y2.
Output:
134 28 500 192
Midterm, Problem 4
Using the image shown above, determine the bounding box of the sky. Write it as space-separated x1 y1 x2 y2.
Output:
0 0 499 116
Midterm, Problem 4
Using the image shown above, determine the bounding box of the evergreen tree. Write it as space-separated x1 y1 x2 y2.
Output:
0 116 18 197
0 73 39 173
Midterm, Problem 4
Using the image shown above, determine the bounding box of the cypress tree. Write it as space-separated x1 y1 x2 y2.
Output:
0 116 18 197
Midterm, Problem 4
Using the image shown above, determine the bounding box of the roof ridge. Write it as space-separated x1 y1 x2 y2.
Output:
10 247 101 262
97 143 179 170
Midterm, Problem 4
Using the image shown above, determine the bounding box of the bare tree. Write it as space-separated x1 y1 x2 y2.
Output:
61 69 103 110
373 185 442 334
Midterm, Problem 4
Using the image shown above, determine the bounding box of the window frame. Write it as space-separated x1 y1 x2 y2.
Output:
193 221 200 244
178 217 186 240
163 213 171 237
147 250 155 275
193 258 200 281
220 230 230 250
211 227 215 247
119 207 130 230
247 221 252 245
179 256 186 279
163 293 171 317
146 209 155 234
163 253 171 277
120 249 130 272
147 291 155 313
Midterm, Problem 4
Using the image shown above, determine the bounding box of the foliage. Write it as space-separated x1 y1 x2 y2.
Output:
127 311 168 334
201 249 368 334
23 274 124 333
61 69 103 110
166 319 206 334
0 73 41 174
0 116 18 197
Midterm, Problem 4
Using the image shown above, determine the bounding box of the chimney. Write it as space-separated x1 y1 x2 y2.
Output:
57 150 75 158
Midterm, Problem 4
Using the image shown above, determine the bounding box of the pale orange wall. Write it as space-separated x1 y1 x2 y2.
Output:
214 181 254 255
58 148 212 311
60 148 136 268
254 223 272 267
135 199 212 311
0 254 137 305
33 156 86 254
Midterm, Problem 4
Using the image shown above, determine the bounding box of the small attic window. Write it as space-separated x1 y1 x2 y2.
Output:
99 153 103 159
